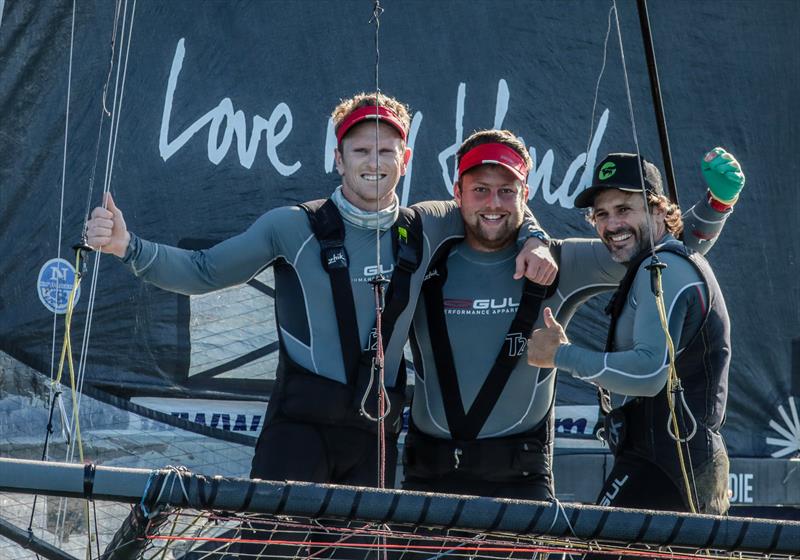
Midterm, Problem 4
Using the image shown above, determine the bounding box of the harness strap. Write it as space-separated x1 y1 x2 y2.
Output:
300 199 361 385
423 247 555 441
299 199 423 392
598 242 700 417
381 207 423 351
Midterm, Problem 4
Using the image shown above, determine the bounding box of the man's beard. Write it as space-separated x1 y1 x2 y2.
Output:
603 222 652 264
464 215 521 251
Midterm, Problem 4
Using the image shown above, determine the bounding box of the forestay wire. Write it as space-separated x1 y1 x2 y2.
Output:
609 0 700 512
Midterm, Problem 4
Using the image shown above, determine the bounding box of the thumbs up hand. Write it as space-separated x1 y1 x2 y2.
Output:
527 307 569 368
85 192 131 258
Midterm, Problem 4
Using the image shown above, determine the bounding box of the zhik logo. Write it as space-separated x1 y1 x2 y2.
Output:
327 251 346 267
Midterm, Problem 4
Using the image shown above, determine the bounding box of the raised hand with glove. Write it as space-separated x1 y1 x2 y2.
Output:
702 147 745 210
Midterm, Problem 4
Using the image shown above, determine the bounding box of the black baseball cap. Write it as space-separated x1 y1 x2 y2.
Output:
574 153 663 208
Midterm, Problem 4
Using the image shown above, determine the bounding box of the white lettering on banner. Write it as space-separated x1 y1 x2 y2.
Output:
399 112 423 207
528 109 609 209
438 82 467 195
436 79 609 208
160 38 301 174
157 42 608 207
729 472 754 503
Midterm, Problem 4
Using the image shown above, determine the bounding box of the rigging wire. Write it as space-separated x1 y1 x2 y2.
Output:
585 2 614 158
611 0 699 512
31 0 139 550
358 0 391 496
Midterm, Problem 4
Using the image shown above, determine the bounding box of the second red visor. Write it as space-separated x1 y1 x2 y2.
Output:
458 143 529 182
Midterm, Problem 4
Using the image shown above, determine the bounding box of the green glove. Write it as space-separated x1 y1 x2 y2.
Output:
701 147 745 204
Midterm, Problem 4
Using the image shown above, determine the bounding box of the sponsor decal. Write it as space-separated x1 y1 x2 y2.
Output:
505 332 527 357
598 161 616 181
363 263 394 276
397 226 408 244
131 398 266 434
766 396 800 458
599 475 629 506
443 297 519 315
365 327 379 351
729 472 755 503
171 411 262 432
37 258 80 314
555 417 588 434
606 415 624 448
326 250 347 268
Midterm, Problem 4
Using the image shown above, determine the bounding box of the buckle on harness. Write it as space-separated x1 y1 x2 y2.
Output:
453 447 462 470
320 240 348 270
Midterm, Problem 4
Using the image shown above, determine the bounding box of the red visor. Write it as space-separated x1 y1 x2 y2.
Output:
335 105 407 143
458 143 529 182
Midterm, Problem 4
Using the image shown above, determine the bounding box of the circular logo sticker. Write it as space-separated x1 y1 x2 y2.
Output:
598 162 617 180
38 258 81 314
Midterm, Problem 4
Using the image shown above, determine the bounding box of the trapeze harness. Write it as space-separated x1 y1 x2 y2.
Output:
404 245 559 481
266 198 423 434
598 243 730 504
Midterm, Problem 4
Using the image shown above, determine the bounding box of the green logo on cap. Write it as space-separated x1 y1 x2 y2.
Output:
598 162 616 181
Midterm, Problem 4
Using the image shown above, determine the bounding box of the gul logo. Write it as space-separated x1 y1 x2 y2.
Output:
423 269 440 282
474 297 519 310
599 475 629 506
598 161 616 180
444 297 520 310
364 263 394 276
37 258 80 314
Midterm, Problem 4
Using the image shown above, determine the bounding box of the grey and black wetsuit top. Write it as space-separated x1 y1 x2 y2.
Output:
409 196 732 440
555 233 731 512
121 190 541 390
555 235 708 397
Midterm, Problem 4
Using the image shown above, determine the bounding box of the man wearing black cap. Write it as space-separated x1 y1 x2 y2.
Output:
528 150 744 515
405 134 743 504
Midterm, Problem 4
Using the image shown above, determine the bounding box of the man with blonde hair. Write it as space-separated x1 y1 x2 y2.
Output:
86 92 554 488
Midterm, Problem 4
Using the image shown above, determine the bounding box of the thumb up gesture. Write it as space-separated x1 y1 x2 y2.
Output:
527 307 569 368
85 193 131 258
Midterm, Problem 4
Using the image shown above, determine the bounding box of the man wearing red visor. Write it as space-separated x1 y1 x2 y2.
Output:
404 130 740 501
84 93 556 488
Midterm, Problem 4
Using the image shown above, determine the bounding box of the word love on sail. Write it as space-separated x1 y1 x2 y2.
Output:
159 38 301 175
